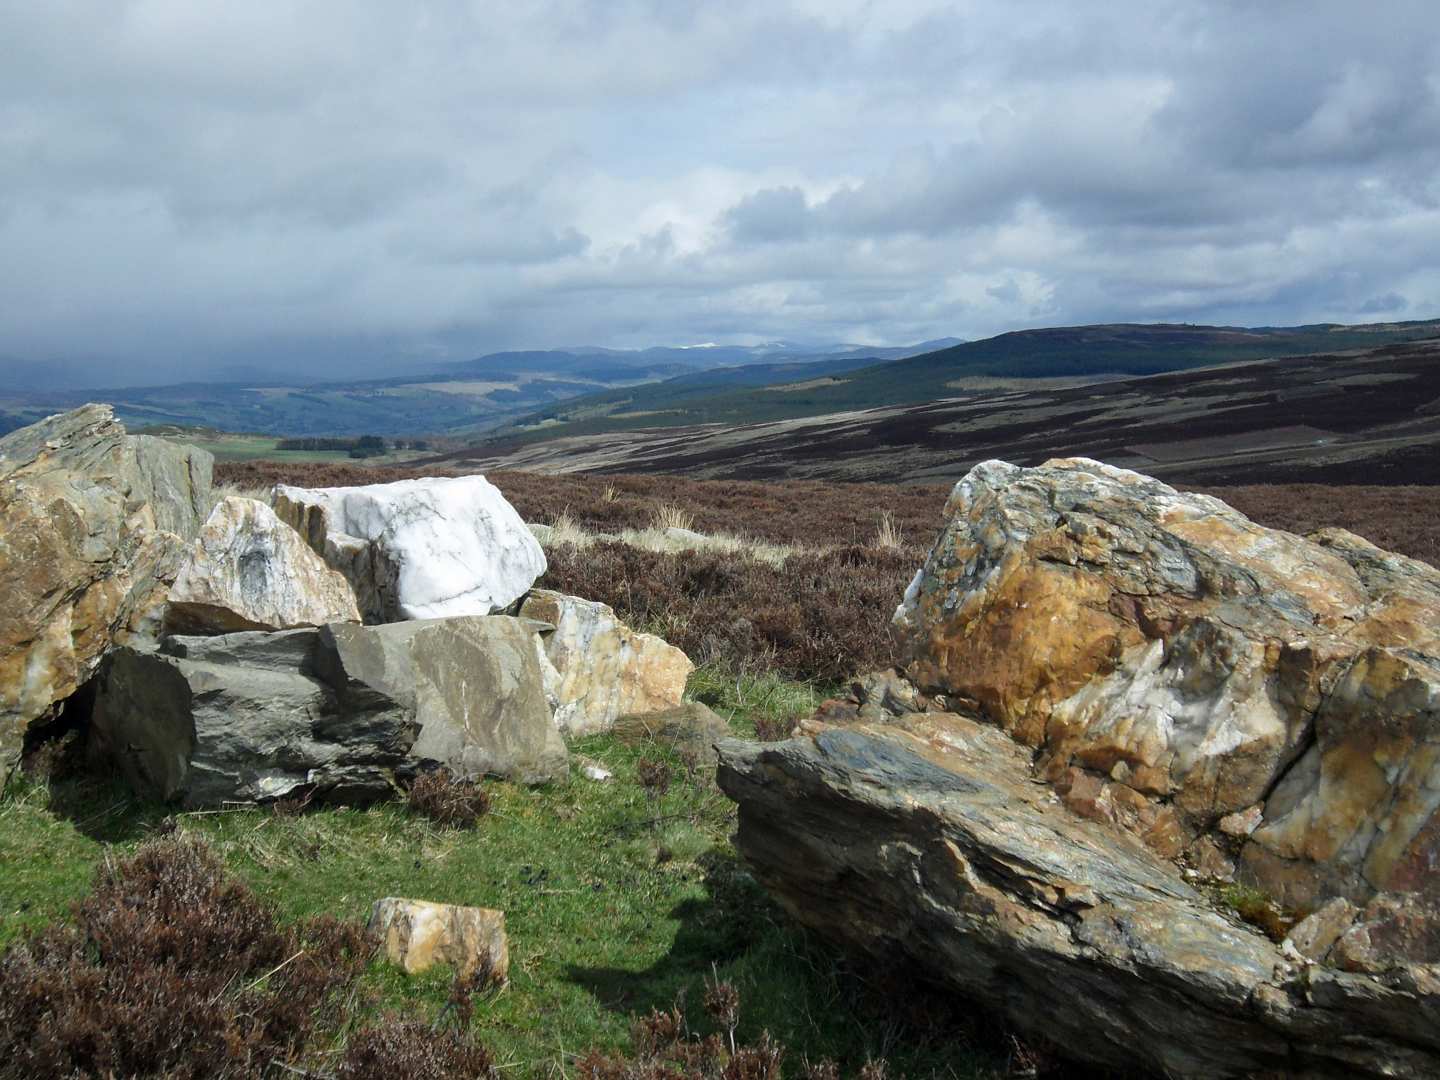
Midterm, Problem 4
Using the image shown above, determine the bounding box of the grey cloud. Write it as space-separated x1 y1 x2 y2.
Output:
0 0 1437 384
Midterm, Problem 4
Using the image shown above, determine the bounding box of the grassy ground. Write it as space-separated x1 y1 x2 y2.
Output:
0 672 1008 1078
162 430 436 465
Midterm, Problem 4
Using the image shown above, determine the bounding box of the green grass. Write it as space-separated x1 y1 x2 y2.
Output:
143 429 433 465
0 671 1001 1078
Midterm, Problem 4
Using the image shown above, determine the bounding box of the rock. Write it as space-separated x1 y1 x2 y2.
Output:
166 497 361 634
577 757 613 782
612 702 731 766
0 405 212 766
1218 804 1264 838
90 628 416 806
1287 897 1359 963
519 589 692 736
368 897 508 980
274 476 544 623
321 616 567 785
894 457 1440 932
90 615 567 806
1331 892 1440 972
716 725 1440 1078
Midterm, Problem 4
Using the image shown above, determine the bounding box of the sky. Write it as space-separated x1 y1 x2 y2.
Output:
3 0 1439 385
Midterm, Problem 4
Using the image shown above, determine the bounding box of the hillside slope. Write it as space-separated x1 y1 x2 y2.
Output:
493 319 1440 444
438 336 1440 486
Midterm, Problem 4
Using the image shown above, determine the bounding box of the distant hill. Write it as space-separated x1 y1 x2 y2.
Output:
0 338 956 439
436 335 1440 487
488 320 1440 445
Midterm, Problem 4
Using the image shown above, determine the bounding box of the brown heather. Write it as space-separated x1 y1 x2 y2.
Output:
214 463 1439 687
538 540 917 683
0 834 374 1079
405 767 492 830
215 461 1440 567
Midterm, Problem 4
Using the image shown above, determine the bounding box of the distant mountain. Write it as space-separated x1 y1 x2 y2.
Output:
485 320 1440 446
0 338 957 438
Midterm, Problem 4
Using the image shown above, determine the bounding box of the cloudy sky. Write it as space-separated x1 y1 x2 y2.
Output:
3 0 1438 384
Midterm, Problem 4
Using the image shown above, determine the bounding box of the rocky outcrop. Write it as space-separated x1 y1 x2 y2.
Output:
369 898 508 980
717 721 1440 1079
166 496 361 634
0 405 212 766
90 616 567 807
274 477 545 623
893 458 1440 927
520 589 692 735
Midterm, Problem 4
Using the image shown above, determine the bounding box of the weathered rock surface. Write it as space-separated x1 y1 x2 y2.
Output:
369 897 509 980
717 723 1440 1079
322 616 567 785
0 405 212 765
274 476 545 623
894 458 1440 926
612 702 731 766
91 628 416 806
520 589 692 736
166 496 361 634
90 615 566 806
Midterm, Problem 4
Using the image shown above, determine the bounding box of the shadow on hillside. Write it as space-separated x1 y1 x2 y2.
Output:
564 848 774 1015
564 849 1106 1078
42 772 172 843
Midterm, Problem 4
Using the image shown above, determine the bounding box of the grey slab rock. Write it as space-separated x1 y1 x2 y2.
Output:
717 721 1440 1078
90 615 567 807
322 617 567 785
91 629 415 807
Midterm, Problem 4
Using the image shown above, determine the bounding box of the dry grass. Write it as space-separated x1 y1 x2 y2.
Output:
873 511 902 551
650 503 696 532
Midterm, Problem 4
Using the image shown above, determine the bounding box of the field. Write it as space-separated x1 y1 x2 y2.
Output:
5 462 1438 1077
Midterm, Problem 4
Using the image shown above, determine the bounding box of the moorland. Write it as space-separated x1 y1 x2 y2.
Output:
6 317 1440 1078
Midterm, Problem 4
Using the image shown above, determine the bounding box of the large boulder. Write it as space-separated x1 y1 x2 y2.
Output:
274 476 545 623
716 722 1440 1079
893 458 1440 924
90 615 567 807
166 496 361 634
0 405 212 766
519 589 692 736
320 616 567 785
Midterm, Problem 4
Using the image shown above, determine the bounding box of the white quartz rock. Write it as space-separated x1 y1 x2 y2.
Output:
274 476 546 622
166 496 361 634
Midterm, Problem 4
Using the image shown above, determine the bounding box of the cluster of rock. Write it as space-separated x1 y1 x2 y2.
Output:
0 404 212 764
1 406 692 807
719 457 1440 1078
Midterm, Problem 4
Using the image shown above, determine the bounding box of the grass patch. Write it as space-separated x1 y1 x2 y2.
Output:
0 670 1004 1078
